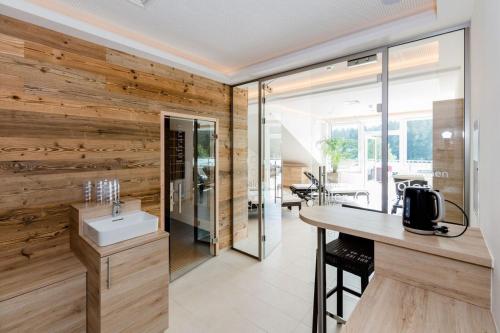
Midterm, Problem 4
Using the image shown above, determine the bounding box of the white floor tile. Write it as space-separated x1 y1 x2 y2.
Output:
234 296 300 333
252 281 311 320
168 209 361 333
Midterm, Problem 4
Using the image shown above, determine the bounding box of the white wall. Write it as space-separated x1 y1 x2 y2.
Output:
266 103 327 166
471 0 500 328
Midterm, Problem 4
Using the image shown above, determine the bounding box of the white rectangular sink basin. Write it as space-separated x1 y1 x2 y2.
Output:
83 210 159 246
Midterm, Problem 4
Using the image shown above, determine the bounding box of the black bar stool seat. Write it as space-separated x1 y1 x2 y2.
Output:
313 205 377 331
325 234 374 278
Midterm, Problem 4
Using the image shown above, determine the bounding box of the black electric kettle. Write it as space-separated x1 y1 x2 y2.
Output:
402 186 445 234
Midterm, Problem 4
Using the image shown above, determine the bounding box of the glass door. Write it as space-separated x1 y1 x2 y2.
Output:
194 120 216 252
231 30 468 261
262 83 282 257
164 116 216 280
260 53 383 212
232 82 262 259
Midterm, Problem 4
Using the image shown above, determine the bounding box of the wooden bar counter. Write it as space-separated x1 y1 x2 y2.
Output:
299 205 496 333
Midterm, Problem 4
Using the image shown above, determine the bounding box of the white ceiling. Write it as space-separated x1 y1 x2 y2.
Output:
0 0 473 84
262 30 465 123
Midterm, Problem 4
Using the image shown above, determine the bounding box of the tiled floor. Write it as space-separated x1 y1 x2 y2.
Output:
167 209 361 333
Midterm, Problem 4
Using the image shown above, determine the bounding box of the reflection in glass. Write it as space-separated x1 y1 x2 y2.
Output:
195 120 216 245
388 30 465 223
264 53 383 211
262 87 282 257
165 116 216 280
231 29 467 263
232 82 261 257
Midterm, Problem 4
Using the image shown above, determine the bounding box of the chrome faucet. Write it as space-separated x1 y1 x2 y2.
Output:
111 179 121 217
112 200 121 217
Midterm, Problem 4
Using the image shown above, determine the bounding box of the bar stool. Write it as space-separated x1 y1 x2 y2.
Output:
312 205 377 331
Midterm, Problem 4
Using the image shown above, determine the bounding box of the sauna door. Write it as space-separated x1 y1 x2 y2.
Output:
164 115 217 280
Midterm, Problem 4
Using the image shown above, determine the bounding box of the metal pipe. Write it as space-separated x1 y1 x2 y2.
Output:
463 27 471 219
381 47 389 213
317 228 326 333
107 257 111 289
322 166 326 205
257 81 263 260
178 183 182 214
318 166 322 206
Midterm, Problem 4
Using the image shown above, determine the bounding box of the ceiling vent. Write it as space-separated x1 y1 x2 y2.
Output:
126 0 150 8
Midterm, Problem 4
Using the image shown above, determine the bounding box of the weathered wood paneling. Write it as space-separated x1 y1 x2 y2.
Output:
0 32 24 58
232 87 249 244
0 14 233 264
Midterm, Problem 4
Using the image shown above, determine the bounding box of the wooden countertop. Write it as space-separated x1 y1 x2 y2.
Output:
81 230 169 257
299 206 492 267
0 249 86 302
342 276 497 333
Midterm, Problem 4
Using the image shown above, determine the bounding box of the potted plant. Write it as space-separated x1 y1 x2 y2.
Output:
321 138 351 183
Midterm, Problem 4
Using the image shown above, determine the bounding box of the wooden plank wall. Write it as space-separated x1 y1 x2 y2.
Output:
0 15 232 265
232 87 249 243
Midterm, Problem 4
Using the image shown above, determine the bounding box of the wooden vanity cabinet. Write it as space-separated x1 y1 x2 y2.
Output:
99 238 169 332
72 234 169 333
70 200 169 333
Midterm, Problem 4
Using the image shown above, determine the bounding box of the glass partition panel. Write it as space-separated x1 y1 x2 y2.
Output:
388 30 465 223
232 82 261 258
232 29 468 261
262 84 282 257
264 53 383 211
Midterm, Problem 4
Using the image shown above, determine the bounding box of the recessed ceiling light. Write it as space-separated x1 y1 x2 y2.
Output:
325 65 335 71
126 0 150 8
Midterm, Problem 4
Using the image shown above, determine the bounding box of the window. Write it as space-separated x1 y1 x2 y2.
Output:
367 138 381 161
406 119 432 161
388 135 400 161
331 126 358 160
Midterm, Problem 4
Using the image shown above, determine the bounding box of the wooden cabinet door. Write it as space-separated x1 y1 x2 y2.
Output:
100 238 169 333
0 274 86 333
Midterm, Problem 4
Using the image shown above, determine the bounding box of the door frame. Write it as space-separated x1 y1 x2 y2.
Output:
260 85 283 258
160 111 220 255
